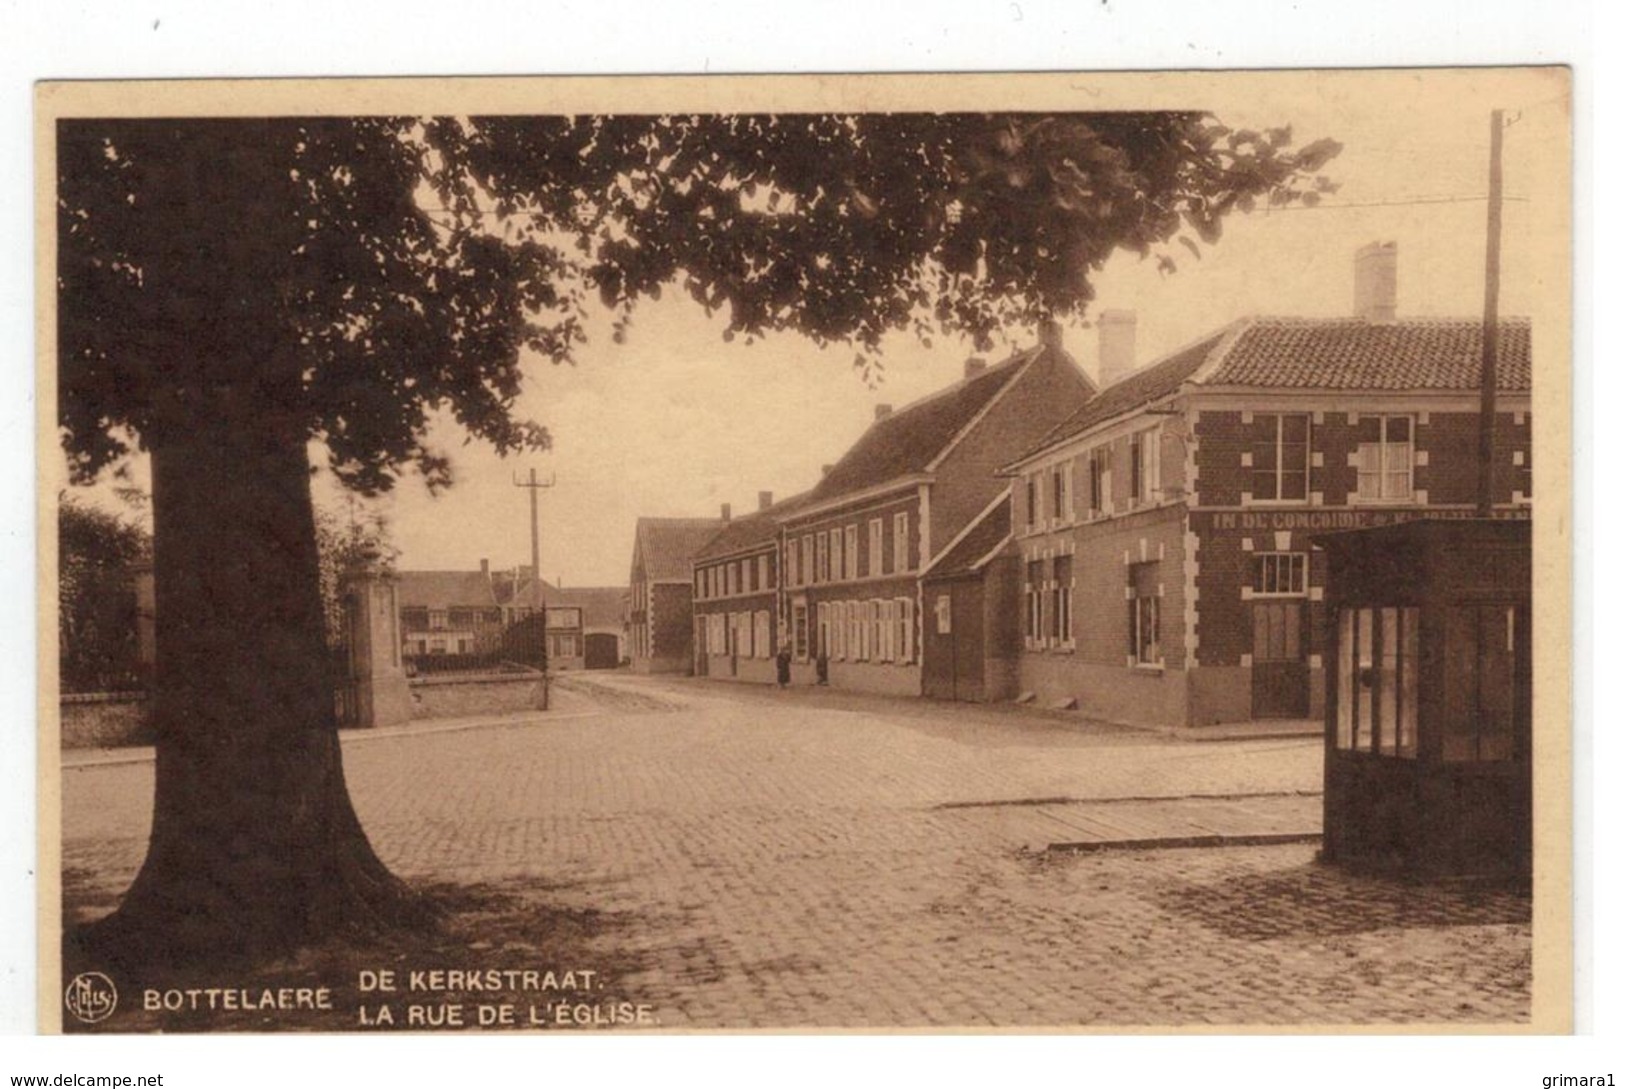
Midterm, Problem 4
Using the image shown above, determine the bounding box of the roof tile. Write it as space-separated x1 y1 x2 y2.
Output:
809 348 1038 499
926 496 1012 577
1211 317 1531 390
1022 316 1531 461
635 517 727 582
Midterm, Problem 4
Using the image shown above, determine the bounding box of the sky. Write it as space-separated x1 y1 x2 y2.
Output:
65 70 1566 588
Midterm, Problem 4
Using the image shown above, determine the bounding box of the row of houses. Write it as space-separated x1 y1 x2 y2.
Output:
394 560 628 671
628 243 1534 729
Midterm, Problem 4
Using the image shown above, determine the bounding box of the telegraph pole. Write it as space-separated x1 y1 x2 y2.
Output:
513 468 556 668
1476 109 1505 517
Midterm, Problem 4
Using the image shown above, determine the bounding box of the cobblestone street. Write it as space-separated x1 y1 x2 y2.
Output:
61 673 1531 1028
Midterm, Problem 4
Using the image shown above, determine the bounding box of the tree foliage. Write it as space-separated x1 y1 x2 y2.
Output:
57 496 150 693
54 110 1339 964
314 498 399 650
59 113 1339 493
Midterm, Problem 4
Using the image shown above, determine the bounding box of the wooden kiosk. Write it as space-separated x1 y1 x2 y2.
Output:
1314 518 1531 877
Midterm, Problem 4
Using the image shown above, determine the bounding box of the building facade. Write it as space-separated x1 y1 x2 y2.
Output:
919 490 1022 703
629 516 725 674
775 329 1095 695
1004 302 1533 728
691 492 797 683
396 567 505 659
543 586 630 669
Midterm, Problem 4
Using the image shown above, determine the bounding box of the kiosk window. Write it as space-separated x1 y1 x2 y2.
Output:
1336 606 1420 757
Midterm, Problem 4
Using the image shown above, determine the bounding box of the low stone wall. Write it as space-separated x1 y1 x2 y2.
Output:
408 673 547 720
61 692 153 749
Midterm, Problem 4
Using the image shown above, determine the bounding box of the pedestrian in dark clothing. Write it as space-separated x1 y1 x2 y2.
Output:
775 645 792 688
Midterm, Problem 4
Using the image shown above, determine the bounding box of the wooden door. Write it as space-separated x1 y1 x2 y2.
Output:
1251 600 1308 718
584 633 618 670
921 587 956 699
951 581 985 702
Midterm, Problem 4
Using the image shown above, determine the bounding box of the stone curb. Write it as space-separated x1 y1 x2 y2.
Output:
1045 831 1324 854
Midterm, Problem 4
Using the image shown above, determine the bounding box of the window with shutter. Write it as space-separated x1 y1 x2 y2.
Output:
1053 554 1073 643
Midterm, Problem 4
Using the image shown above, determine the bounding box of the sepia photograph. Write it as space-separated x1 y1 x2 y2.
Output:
36 67 1572 1037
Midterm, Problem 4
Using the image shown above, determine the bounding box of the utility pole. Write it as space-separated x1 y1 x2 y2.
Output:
513 468 556 667
1477 108 1505 518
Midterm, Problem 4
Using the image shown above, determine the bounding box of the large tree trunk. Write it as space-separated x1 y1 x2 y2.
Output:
80 406 434 968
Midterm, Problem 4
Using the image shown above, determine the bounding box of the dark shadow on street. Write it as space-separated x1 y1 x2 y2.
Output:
61 876 654 1033
1156 862 1532 941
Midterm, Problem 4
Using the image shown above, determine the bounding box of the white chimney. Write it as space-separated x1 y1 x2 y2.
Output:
1354 241 1398 322
1098 309 1137 387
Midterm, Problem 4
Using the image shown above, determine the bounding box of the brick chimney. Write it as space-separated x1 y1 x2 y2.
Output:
480 558 490 579
1098 309 1137 387
758 490 773 511
1354 241 1398 322
963 357 987 379
1038 318 1063 351
874 403 892 422
821 464 834 478
720 503 732 522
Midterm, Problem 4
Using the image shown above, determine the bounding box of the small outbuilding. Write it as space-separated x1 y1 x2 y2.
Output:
1314 517 1531 877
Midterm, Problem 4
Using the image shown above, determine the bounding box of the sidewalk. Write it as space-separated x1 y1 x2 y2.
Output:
58 706 599 770
604 670 1323 744
934 790 1323 853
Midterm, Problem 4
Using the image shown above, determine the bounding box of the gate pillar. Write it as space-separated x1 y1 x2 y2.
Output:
339 562 415 729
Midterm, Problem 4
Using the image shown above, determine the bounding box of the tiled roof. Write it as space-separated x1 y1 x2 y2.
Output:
693 491 815 561
546 585 628 628
1032 331 1227 452
490 569 558 607
926 494 1012 578
809 348 1040 500
1209 316 1532 390
635 517 727 583
396 570 500 610
1023 316 1532 460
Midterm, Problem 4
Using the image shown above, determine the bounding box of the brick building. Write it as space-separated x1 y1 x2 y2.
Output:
629 516 725 674
776 327 1095 695
551 585 630 669
1002 247 1533 728
919 489 1022 702
692 491 809 683
396 566 504 658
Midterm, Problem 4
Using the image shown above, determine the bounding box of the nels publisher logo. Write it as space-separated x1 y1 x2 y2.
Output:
64 972 118 1024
